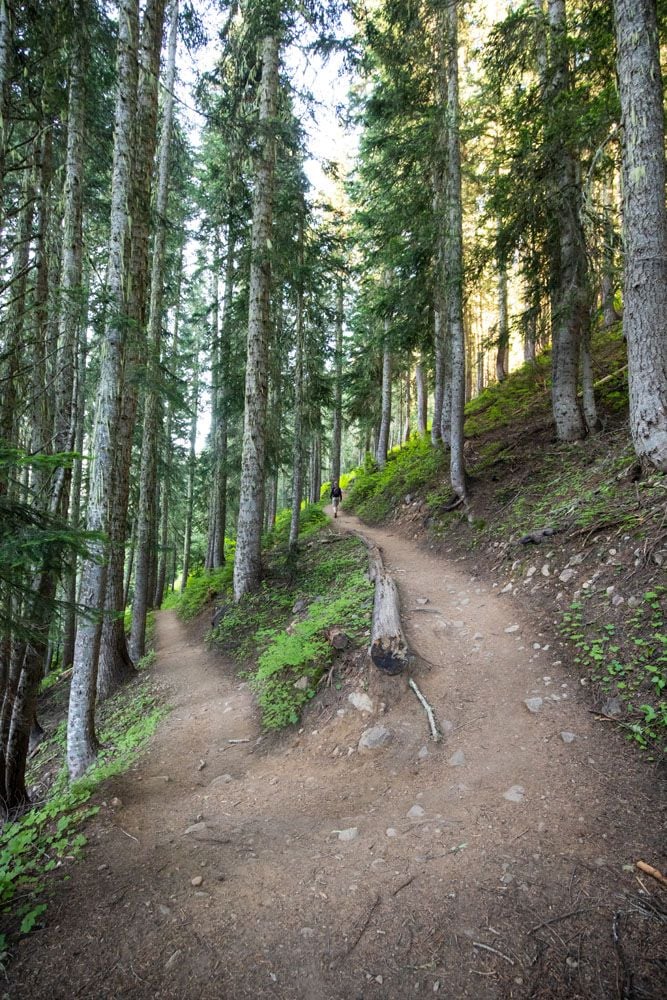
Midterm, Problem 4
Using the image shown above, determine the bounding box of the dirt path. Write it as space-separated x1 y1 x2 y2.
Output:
9 513 666 999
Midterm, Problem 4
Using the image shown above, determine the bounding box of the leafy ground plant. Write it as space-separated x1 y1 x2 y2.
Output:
0 672 168 954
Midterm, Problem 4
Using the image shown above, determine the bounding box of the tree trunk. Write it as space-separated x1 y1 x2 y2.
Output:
439 1 466 500
495 262 509 382
547 0 587 443
415 356 427 434
68 0 140 780
289 217 305 552
376 333 392 468
403 367 411 442
130 0 178 662
613 0 667 471
233 32 280 600
181 361 199 592
600 177 620 328
331 277 344 483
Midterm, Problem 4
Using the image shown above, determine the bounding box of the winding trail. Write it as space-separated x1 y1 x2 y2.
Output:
9 511 666 999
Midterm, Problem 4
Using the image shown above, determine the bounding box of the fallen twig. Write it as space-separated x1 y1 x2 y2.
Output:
636 860 667 890
528 908 591 934
392 877 414 896
227 738 251 744
408 678 441 741
119 827 139 844
472 942 515 966
344 895 381 956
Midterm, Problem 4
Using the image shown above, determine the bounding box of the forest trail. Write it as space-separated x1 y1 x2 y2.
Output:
9 513 666 1000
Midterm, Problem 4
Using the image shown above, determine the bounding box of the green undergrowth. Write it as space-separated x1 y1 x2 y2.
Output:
209 526 373 729
561 587 666 755
169 562 234 620
0 668 168 956
346 435 447 524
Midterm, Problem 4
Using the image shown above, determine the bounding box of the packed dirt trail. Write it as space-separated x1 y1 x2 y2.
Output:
10 512 666 1000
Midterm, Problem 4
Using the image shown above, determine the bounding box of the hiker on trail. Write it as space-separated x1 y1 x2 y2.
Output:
330 481 343 518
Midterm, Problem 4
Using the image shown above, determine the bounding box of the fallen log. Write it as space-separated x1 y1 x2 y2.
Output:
350 529 410 675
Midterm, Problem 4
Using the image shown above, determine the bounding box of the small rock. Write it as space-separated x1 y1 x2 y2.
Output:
349 691 374 714
569 553 585 565
541 564 550 577
293 676 310 691
337 827 358 842
407 804 425 820
184 821 208 836
415 597 429 605
505 624 520 633
197 759 207 771
292 598 308 614
560 731 576 743
503 785 525 803
358 725 392 751
164 950 182 971
526 566 536 578
524 697 543 713
158 904 171 917
386 827 398 837
110 797 122 808
210 773 233 786
612 594 625 607
627 596 640 608
559 568 576 583
501 583 513 593
417 746 430 760
300 927 315 938
190 875 204 887
601 696 623 717
448 750 465 767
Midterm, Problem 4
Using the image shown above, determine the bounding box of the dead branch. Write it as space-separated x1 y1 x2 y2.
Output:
408 678 441 741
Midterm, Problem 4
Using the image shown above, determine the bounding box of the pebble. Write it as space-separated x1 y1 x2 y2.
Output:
337 827 358 842
164 950 182 971
110 797 122 808
386 827 398 837
293 676 309 690
210 773 233 786
524 697 543 713
505 624 520 633
407 805 425 819
418 746 430 760
184 821 208 836
560 732 576 743
448 750 465 767
358 725 392 750
559 568 576 583
349 691 374 714
190 876 204 887
503 785 525 803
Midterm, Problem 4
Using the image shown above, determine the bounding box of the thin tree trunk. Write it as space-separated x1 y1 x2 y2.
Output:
130 0 178 662
376 333 392 468
289 217 305 552
440 0 466 500
496 261 509 382
233 32 280 600
67 0 140 780
613 0 667 471
600 177 620 328
331 277 344 483
403 366 411 442
415 356 427 434
181 363 199 592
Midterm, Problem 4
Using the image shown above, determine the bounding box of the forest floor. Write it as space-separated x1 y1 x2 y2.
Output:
7 508 667 1000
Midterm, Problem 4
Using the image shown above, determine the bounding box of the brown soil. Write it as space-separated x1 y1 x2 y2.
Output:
8 510 666 1000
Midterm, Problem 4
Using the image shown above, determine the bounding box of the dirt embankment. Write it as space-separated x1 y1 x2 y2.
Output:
8 511 666 1000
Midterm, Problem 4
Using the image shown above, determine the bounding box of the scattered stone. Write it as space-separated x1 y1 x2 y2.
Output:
184 821 208 836
569 553 585 565
300 927 315 938
541 564 550 577
473 633 484 641
415 597 429 606
503 785 525 803
451 620 464 629
524 697 543 713
386 828 398 838
526 566 537 578
337 827 359 842
348 691 374 714
109 797 122 808
601 696 623 717
164 950 182 971
627 596 640 608
407 804 425 820
559 568 576 583
293 676 310 691
292 598 308 614
505 624 520 633
448 750 465 767
197 759 207 771
418 746 430 760
158 904 171 917
501 583 513 594
560 731 576 744
190 875 204 887
210 773 233 786
612 594 625 607
358 725 392 751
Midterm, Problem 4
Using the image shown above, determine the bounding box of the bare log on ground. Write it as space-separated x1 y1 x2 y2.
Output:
350 529 410 675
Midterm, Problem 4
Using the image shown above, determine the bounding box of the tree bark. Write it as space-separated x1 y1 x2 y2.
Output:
613 0 667 471
181 357 199 592
331 277 344 483
233 31 280 600
495 262 509 382
130 0 178 662
289 216 305 551
376 332 392 468
68 0 140 779
415 356 427 434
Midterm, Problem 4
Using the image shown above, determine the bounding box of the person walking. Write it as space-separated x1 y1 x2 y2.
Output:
330 481 343 518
